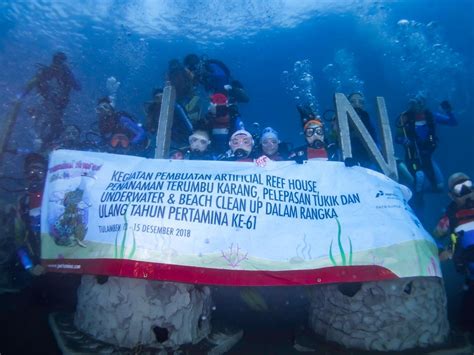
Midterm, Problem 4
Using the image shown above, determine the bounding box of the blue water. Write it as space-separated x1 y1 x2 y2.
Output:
0 0 473 352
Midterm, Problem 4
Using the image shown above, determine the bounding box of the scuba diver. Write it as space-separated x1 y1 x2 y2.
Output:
13 152 81 306
256 127 287 161
181 54 248 153
222 130 255 162
184 129 215 160
166 59 204 126
433 172 474 330
168 129 215 161
183 54 249 104
17 52 81 150
15 153 48 277
145 59 204 150
96 97 147 155
144 87 196 150
289 104 337 163
206 92 244 154
396 94 457 208
47 124 86 152
347 92 378 168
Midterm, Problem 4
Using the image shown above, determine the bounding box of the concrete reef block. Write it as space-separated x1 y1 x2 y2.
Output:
309 277 449 351
74 276 212 349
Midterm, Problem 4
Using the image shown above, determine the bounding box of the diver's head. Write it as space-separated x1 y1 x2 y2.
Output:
260 127 280 156
448 172 474 206
96 97 114 116
183 54 201 73
189 130 211 153
229 130 254 158
408 93 426 113
348 92 365 110
304 119 325 147
61 124 81 147
52 51 67 65
24 153 47 192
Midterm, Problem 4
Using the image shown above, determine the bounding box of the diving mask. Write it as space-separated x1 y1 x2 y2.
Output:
453 180 473 197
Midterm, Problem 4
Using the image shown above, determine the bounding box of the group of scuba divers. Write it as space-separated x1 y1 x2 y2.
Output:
5 51 474 330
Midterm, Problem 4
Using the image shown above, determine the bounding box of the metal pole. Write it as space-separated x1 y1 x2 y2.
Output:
154 84 176 159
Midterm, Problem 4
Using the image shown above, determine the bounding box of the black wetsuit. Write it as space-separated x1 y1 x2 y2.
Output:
33 64 80 145
351 107 377 168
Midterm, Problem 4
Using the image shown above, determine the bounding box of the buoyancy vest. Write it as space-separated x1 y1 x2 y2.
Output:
404 109 437 151
289 145 329 161
446 202 474 274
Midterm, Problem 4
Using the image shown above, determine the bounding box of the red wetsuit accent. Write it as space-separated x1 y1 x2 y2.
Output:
307 147 328 161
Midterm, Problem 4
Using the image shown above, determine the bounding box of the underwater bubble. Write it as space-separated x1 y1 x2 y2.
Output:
201 316 207 320
212 306 216 311
295 96 300 100
282 70 288 74
397 19 409 26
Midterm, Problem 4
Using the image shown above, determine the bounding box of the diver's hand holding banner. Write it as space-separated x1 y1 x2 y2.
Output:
41 150 441 285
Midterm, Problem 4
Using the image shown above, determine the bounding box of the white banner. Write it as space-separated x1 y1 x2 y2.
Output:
41 150 441 285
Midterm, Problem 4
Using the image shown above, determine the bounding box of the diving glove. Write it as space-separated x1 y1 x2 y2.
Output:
344 157 358 167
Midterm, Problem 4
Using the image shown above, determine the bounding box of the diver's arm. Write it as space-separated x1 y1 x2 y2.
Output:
395 113 414 146
394 117 406 145
433 215 450 239
432 215 454 261
119 116 146 145
433 111 457 126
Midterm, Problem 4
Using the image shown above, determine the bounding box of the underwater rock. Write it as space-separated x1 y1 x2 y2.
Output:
74 276 212 349
308 277 449 351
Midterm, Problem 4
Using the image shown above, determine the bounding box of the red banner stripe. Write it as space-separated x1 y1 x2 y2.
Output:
42 259 399 286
